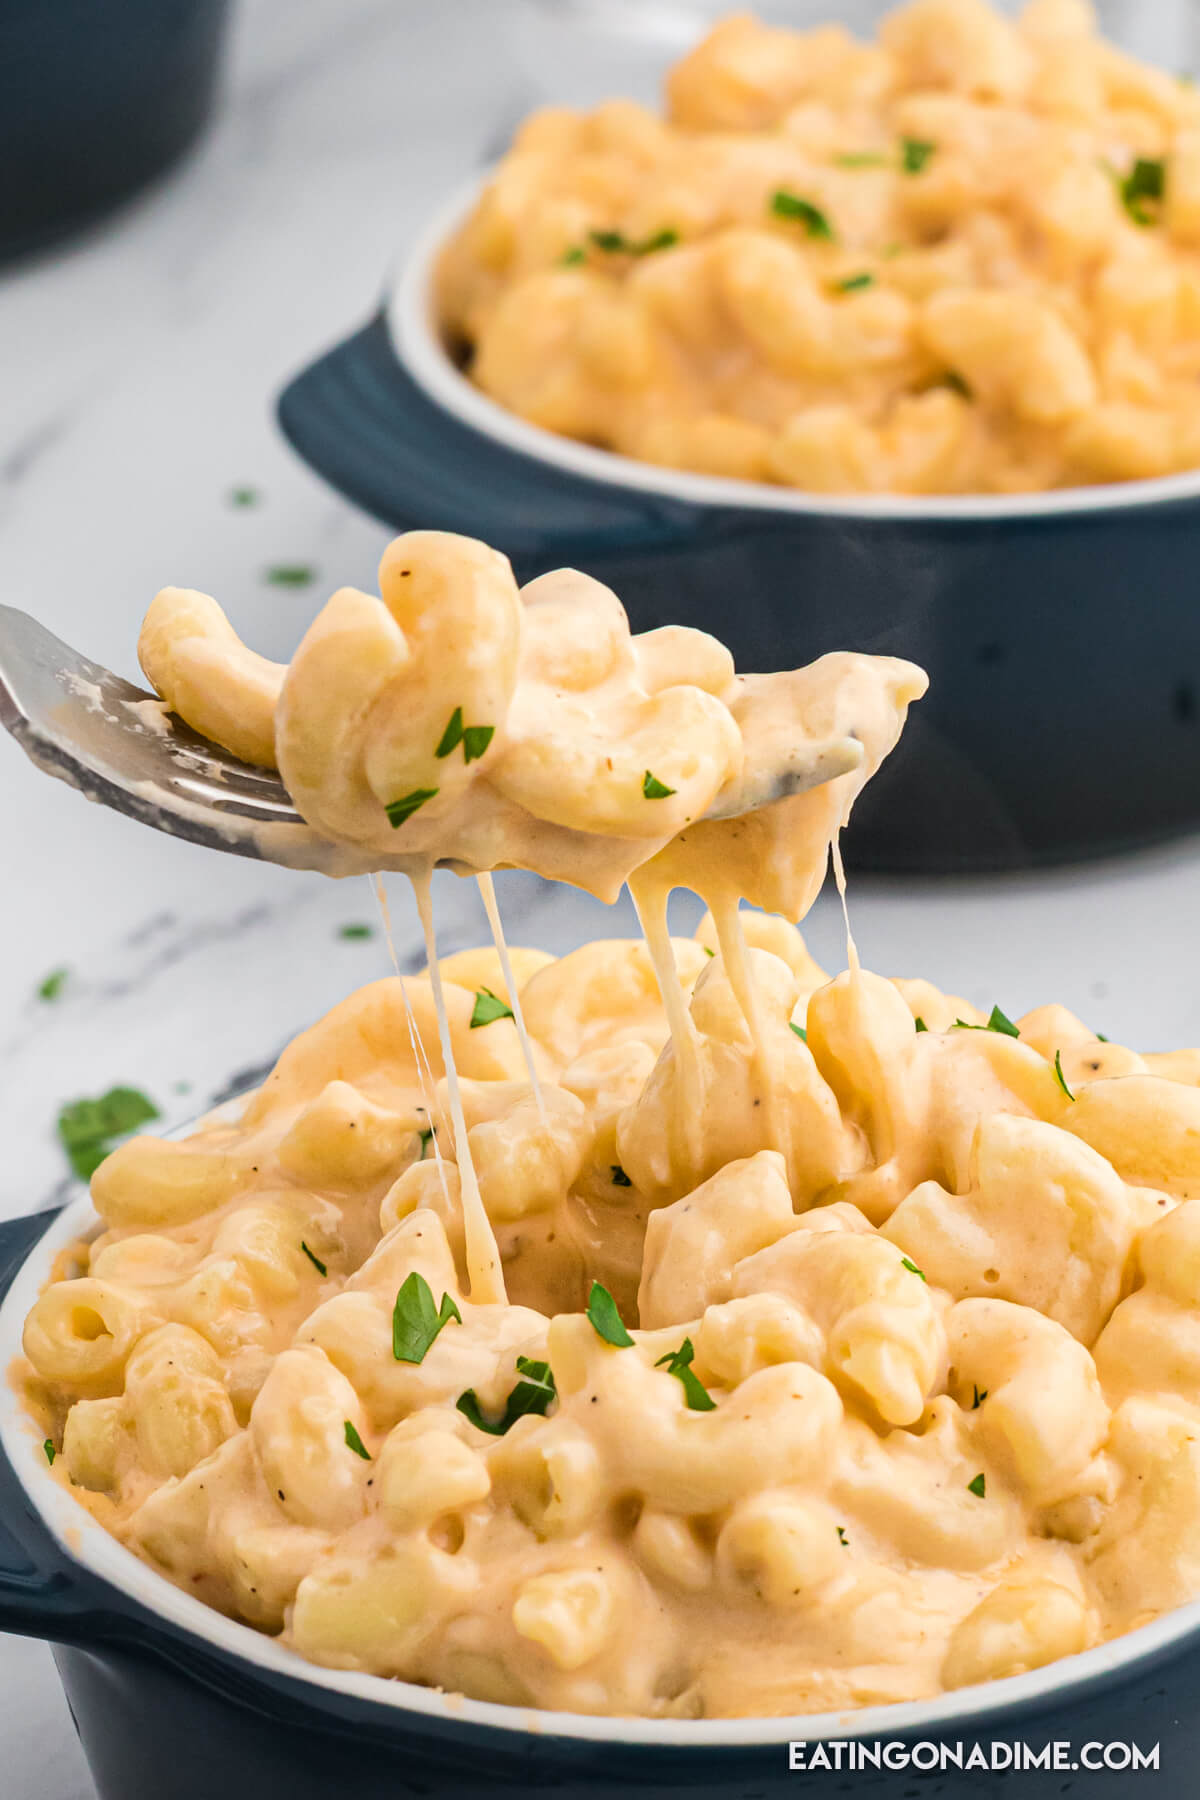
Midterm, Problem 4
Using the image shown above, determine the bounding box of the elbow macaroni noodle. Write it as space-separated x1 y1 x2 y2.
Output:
437 0 1200 495
19 528 1200 1720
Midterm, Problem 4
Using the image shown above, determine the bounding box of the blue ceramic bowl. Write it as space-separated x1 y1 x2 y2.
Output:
1 1197 1198 1798
278 178 1200 878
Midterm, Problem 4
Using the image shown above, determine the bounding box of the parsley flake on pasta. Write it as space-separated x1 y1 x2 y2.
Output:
457 1356 557 1435
392 1271 462 1364
343 1421 371 1460
470 987 514 1029
586 1281 634 1347
655 1338 716 1412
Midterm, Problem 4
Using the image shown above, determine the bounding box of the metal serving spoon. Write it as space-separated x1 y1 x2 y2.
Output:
0 606 864 873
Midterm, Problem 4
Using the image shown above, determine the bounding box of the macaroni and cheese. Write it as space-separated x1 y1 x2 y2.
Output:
19 531 1200 1721
437 0 1200 495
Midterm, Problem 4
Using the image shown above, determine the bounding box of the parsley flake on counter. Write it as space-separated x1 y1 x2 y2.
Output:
972 1385 988 1409
837 1525 849 1545
656 1337 716 1412
457 1355 557 1435
834 151 888 169
955 1005 1019 1039
338 923 373 941
1117 156 1165 225
435 706 465 758
37 967 69 1002
901 1257 926 1281
836 272 875 292
589 227 679 256
789 1021 807 1041
57 1085 160 1183
1053 1049 1076 1101
770 189 835 240
642 770 676 799
385 786 438 829
43 1440 55 1466
229 485 260 508
587 1281 634 1347
967 1472 987 1498
914 1017 928 1032
263 564 316 587
470 986 514 1029
901 137 936 174
611 1164 632 1187
343 1421 371 1460
300 1241 327 1277
393 1270 462 1364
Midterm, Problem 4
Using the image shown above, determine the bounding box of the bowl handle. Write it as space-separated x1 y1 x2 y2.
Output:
277 312 707 565
0 1208 116 1644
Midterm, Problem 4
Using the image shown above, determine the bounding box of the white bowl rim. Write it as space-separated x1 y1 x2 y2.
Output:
386 172 1200 525
4 1188 1200 1749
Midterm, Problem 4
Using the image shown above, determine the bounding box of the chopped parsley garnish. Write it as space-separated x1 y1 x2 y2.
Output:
43 1439 55 1466
418 1126 435 1158
560 245 587 265
837 1524 849 1545
936 370 972 399
1096 1031 1109 1043
900 1257 926 1281
642 770 676 799
954 1005 1019 1039
914 1017 928 1032
834 151 888 168
392 1270 462 1364
770 189 835 240
655 1337 716 1412
229 485 259 507
611 1164 632 1187
457 1355 557 1435
37 967 69 1002
469 986 514 1029
967 1471 986 1498
901 137 936 174
385 786 438 830
836 272 875 292
462 724 495 763
789 1021 808 1042
263 564 316 587
1053 1049 1076 1101
343 1421 371 1460
435 706 464 758
586 1281 634 1347
300 1241 327 1276
1116 156 1166 226
435 709 494 765
338 923 373 941
588 227 678 256
57 1086 160 1183
972 1384 988 1409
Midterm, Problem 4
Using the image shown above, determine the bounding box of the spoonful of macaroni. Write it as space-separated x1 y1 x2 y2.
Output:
0 531 925 905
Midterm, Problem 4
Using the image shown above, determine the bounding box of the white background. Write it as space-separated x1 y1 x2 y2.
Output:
2 1 1199 1793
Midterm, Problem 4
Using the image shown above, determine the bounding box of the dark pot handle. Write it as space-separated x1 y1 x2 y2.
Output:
0 1208 117 1644
276 312 709 567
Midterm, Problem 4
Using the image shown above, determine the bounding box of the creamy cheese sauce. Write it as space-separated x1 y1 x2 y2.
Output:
19 528 1200 1722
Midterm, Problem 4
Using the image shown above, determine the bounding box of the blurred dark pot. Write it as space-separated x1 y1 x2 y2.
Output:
0 0 231 262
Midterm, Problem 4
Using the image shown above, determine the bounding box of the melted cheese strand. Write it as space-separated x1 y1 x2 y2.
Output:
372 874 451 1197
830 835 861 975
476 872 548 1127
411 867 507 1304
708 894 793 1185
627 872 705 1173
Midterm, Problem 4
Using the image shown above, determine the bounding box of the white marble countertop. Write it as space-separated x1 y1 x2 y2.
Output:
3 1 1200 1792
